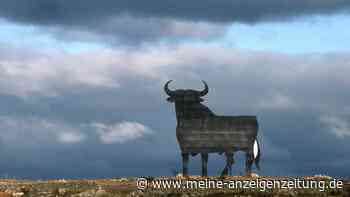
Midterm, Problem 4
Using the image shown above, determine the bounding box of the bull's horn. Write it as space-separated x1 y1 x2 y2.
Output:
164 80 175 96
198 80 209 96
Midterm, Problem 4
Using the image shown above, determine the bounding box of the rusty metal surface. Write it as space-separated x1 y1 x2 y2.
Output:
177 116 258 153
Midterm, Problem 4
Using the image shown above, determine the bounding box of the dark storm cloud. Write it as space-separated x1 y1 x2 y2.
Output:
1 1 350 45
1 0 350 24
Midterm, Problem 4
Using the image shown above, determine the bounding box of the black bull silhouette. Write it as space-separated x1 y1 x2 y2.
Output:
164 80 260 176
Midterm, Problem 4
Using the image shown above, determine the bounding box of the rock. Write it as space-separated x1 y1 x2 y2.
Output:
249 173 259 178
119 178 128 182
0 192 12 197
181 193 190 197
128 191 144 197
57 179 67 183
176 173 183 178
3 190 24 197
12 192 24 197
4 189 16 195
72 188 110 197
58 188 67 195
72 189 96 197
313 174 332 180
96 188 108 196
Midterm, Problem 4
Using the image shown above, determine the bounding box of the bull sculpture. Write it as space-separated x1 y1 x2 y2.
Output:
164 80 260 176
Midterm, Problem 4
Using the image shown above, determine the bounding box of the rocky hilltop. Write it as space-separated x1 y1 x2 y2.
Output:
0 176 348 197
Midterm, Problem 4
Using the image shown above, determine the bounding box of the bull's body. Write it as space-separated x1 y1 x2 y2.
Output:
177 116 258 154
165 80 260 176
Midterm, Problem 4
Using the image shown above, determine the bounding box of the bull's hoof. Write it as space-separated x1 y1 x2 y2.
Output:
220 169 228 178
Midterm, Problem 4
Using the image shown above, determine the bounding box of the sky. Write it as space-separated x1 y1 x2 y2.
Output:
0 1 349 179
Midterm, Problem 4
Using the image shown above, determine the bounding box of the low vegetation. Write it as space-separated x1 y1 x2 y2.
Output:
0 176 348 197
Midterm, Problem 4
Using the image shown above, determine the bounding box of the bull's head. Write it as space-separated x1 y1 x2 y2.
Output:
164 80 208 103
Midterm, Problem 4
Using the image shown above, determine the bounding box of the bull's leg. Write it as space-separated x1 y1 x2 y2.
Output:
226 152 234 176
220 152 233 177
220 166 228 177
182 153 189 176
245 151 254 176
201 153 208 176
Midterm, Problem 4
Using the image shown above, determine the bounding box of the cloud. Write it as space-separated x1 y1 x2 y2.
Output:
1 1 349 45
1 42 350 177
0 116 153 146
257 94 297 110
2 42 350 112
0 116 86 145
0 44 350 111
57 132 86 144
45 15 227 45
320 115 350 138
0 116 116 178
92 121 153 144
0 45 120 97
0 0 349 25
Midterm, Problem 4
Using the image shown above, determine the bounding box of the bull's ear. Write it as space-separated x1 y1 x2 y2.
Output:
167 97 175 103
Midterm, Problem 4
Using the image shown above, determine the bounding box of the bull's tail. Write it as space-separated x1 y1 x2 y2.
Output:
253 139 261 170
